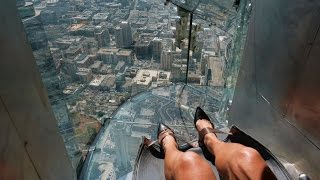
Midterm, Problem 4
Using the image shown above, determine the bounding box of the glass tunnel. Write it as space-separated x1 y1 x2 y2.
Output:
5 0 319 179
77 1 252 178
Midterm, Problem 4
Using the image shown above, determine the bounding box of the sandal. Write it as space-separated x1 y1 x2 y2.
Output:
143 123 177 159
158 123 177 148
144 123 195 159
194 107 230 163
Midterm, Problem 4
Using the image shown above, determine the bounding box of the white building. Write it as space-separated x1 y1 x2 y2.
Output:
89 75 106 89
131 70 171 95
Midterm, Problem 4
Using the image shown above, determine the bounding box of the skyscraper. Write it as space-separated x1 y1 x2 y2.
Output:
95 29 110 48
152 37 163 62
161 50 173 70
115 21 133 49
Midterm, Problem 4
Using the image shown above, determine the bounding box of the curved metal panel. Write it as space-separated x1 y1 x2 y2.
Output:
285 28 320 147
229 0 320 179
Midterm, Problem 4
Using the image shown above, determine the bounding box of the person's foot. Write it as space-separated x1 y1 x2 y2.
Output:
196 119 214 132
194 107 218 144
194 107 215 131
158 123 177 148
193 107 218 164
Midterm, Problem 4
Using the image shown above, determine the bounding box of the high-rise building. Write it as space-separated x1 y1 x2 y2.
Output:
152 37 163 62
200 51 215 75
161 50 173 70
95 29 110 48
135 37 152 60
115 21 133 49
115 27 123 47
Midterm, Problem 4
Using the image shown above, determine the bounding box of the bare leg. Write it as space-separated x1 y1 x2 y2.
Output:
162 135 216 180
196 120 277 180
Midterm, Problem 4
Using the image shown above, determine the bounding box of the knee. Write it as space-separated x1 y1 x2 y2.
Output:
178 152 202 167
174 152 215 178
236 147 263 164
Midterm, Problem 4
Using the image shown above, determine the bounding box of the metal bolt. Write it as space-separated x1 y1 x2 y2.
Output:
299 173 309 180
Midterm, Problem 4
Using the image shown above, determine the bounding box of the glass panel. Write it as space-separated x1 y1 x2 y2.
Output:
176 0 252 123
17 0 252 178
18 0 189 173
81 84 226 179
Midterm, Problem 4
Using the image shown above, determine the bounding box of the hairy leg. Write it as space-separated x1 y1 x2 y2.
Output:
162 136 216 180
196 120 276 180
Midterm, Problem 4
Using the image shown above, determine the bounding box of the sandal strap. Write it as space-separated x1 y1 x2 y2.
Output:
199 127 231 143
158 129 176 145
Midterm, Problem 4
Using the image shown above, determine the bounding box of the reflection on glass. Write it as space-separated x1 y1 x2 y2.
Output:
17 0 251 178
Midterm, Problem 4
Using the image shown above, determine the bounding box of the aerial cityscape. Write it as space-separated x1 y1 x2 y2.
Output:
16 0 250 178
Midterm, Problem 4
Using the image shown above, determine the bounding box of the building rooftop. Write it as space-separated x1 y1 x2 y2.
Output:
69 24 85 31
116 49 132 56
208 56 224 86
90 61 103 69
65 45 81 54
78 68 91 73
101 75 116 87
135 37 153 46
100 64 111 74
74 54 90 64
89 75 106 87
98 48 120 54
115 61 126 71
133 69 170 86
63 84 83 95
55 36 82 45
76 71 90 76
93 13 109 20
105 2 122 8
74 11 93 21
